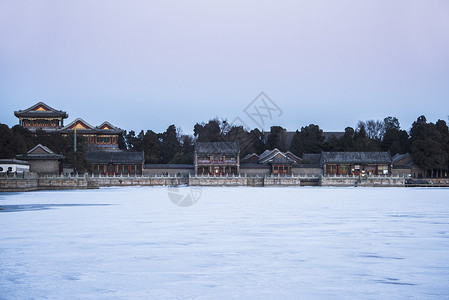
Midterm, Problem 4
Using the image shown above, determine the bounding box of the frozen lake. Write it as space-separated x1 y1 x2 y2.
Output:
1 187 449 299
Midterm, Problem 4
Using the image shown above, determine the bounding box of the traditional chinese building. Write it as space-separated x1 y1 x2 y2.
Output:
58 118 124 150
194 142 240 175
241 149 301 175
321 152 392 176
86 151 145 175
391 153 427 178
0 159 30 174
16 144 64 175
14 103 142 175
14 102 68 131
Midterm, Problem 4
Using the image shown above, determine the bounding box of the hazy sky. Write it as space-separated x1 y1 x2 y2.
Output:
1 0 448 134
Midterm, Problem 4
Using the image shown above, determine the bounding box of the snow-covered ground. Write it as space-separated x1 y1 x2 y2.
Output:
1 187 448 299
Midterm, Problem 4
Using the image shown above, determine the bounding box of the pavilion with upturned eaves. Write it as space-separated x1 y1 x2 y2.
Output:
14 102 141 174
14 102 68 131
58 118 124 150
15 102 125 150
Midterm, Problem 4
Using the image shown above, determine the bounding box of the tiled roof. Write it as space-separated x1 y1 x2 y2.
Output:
144 164 194 169
195 142 240 154
14 102 68 118
285 151 301 163
27 144 56 155
392 153 411 163
257 149 299 165
240 164 271 169
302 153 322 164
16 144 64 160
258 149 273 161
392 153 416 168
0 159 30 165
96 121 122 131
86 151 144 164
59 118 124 134
321 152 392 164
240 153 260 164
241 153 259 161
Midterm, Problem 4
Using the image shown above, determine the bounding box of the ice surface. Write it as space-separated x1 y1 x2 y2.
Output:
1 187 449 299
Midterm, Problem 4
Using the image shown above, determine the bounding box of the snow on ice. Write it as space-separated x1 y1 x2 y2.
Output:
1 187 449 299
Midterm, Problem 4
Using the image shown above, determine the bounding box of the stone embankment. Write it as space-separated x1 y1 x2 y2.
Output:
0 174 191 192
320 175 405 187
188 175 302 187
91 176 188 187
0 173 99 192
0 173 416 192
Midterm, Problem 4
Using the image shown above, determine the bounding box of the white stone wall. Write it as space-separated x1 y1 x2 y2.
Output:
292 167 323 176
29 160 60 175
0 163 30 173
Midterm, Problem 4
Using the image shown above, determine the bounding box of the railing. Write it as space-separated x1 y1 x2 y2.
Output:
190 173 244 178
322 174 405 179
0 173 25 179
293 174 321 179
190 173 304 179
42 173 190 179
197 160 237 164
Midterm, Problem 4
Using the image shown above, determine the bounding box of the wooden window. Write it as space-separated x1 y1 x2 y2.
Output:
340 165 350 175
378 165 389 175
326 165 337 175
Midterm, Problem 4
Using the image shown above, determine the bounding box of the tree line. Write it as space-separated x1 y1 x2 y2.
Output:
0 124 93 172
123 115 448 172
1 115 448 173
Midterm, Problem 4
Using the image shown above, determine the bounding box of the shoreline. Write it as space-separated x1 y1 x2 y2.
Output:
2 174 447 192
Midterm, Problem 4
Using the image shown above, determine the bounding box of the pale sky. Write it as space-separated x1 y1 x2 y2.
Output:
1 0 448 134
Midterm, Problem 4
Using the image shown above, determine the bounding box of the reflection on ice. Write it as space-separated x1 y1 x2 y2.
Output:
0 203 111 212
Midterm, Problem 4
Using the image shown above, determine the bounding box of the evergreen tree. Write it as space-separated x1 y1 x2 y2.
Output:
290 124 324 156
117 133 127 150
170 134 194 164
290 130 302 156
341 127 355 151
194 119 223 142
410 116 448 175
142 130 161 164
226 126 251 156
266 126 287 151
0 124 17 158
64 151 93 173
247 128 265 155
160 125 181 163
381 117 410 155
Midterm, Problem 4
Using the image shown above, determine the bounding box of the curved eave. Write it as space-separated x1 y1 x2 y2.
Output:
58 129 123 134
16 155 64 160
14 111 69 118
323 161 392 164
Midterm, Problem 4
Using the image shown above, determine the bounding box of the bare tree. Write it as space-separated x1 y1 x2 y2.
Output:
365 120 384 140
